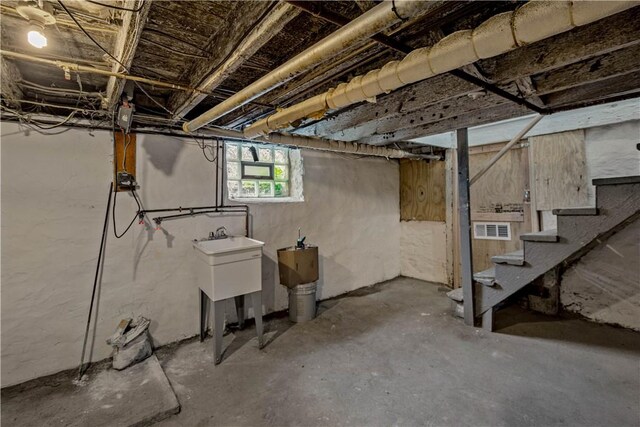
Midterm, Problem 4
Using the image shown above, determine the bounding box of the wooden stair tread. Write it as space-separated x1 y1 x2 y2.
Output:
552 207 598 216
474 267 496 287
492 250 524 266
521 229 558 242
446 287 463 302
593 175 640 186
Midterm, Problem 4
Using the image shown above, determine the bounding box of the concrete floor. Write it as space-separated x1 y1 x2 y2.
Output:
4 277 640 426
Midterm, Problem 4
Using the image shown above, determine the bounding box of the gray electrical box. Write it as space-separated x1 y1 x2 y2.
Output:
118 105 134 133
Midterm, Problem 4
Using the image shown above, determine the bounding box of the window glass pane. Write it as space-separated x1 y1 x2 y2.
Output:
227 161 240 179
241 180 258 197
274 181 289 197
258 147 273 162
228 180 240 198
226 144 240 161
243 164 272 178
258 181 274 197
274 148 288 164
242 146 257 162
274 165 288 181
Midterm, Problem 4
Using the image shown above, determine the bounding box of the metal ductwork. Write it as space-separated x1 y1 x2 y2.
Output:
243 0 637 138
182 0 443 133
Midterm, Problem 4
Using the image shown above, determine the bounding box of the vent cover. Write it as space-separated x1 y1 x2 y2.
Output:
473 222 511 241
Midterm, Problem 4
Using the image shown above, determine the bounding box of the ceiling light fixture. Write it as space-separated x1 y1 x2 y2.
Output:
27 22 47 48
16 0 56 49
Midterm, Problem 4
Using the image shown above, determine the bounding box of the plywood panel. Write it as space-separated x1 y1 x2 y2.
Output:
469 146 527 215
531 130 589 210
400 159 446 221
113 131 136 192
468 144 529 272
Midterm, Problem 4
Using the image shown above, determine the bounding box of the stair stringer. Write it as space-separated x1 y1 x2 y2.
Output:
475 182 640 316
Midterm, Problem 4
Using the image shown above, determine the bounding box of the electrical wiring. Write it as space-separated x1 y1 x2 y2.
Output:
57 0 173 116
190 134 218 163
112 188 142 238
122 131 131 170
85 0 144 12
56 0 126 70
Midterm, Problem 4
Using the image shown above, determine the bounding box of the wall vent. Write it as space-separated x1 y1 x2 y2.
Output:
473 222 511 241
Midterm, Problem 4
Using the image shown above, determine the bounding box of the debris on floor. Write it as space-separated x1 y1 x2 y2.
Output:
107 316 153 370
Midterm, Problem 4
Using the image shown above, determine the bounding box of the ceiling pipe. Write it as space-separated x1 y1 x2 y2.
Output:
0 110 421 159
182 0 443 133
0 49 208 94
197 127 423 159
243 0 637 138
172 1 301 119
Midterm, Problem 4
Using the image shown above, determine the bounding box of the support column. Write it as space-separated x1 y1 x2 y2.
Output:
456 128 475 326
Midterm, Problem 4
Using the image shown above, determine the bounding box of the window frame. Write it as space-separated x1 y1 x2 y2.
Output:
226 142 291 200
241 161 274 180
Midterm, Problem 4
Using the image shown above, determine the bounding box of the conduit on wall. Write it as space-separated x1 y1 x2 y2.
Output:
243 1 637 138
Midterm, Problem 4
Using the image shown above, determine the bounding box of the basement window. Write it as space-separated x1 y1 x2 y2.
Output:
226 143 303 201
473 222 511 241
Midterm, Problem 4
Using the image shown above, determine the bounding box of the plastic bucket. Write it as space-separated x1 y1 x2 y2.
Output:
288 282 317 323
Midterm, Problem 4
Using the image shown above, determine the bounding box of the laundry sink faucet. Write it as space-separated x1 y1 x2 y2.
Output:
210 226 228 240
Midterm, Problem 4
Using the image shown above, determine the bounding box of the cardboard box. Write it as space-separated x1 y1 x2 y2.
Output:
277 245 319 288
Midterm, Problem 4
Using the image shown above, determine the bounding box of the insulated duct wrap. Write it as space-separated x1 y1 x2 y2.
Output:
243 0 637 138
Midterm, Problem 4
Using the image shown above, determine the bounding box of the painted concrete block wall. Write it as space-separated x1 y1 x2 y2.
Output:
400 221 448 285
584 120 640 205
0 122 400 387
560 218 640 330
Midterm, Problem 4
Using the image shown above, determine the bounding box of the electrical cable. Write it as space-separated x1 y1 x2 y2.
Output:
58 0 172 115
78 181 113 380
56 0 126 70
122 131 131 170
85 0 144 12
112 188 141 238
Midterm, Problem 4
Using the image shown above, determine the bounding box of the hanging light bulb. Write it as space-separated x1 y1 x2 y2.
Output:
27 23 47 49
16 1 55 50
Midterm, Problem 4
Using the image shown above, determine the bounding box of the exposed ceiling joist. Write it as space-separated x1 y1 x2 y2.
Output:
480 7 640 84
297 73 479 137
301 8 640 144
370 103 532 146
103 0 152 109
534 43 640 96
544 71 640 108
167 1 293 119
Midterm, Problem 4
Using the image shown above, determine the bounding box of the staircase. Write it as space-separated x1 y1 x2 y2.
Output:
447 176 640 330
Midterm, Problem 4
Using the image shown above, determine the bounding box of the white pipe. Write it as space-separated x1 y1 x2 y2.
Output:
172 2 301 119
200 127 420 159
183 0 441 133
469 114 543 186
243 0 637 138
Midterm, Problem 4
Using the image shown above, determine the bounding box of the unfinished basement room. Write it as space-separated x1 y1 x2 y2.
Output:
1 0 639 425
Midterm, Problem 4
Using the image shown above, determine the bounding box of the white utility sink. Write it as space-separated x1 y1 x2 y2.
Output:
193 236 265 301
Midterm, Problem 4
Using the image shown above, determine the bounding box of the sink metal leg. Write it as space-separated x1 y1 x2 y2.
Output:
199 289 208 342
213 300 226 364
234 295 245 330
250 291 264 349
